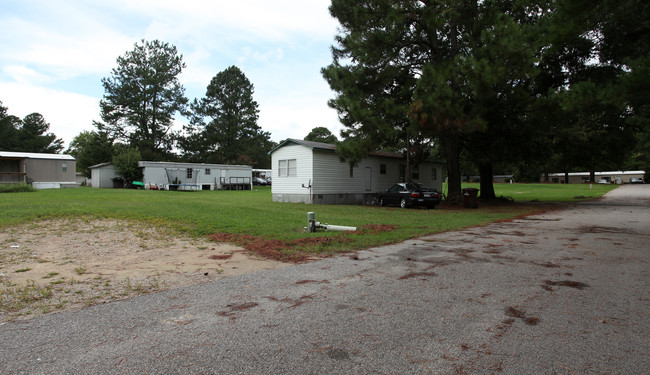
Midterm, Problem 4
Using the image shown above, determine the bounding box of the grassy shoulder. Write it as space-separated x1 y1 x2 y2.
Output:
458 182 618 202
0 184 616 261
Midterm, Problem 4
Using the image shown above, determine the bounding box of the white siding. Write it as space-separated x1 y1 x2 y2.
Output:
91 164 117 188
312 151 370 194
270 141 443 204
271 144 313 196
138 161 251 190
312 153 442 194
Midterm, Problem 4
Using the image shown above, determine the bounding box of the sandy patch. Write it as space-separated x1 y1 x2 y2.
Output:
0 218 288 321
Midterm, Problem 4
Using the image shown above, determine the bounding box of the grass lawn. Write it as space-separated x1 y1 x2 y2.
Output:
456 182 619 202
0 184 617 261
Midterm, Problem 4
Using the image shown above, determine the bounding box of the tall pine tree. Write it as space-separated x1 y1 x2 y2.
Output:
99 39 188 161
181 66 273 168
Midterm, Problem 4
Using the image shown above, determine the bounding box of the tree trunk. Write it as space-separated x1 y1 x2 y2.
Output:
589 171 595 183
444 132 462 204
564 171 569 184
479 162 496 200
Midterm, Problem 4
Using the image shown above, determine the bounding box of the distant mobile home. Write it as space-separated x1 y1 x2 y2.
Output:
269 139 443 205
90 161 252 190
542 171 645 184
0 151 79 189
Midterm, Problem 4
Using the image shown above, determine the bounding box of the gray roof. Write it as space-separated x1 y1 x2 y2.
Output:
137 161 251 169
269 138 404 159
0 151 75 161
89 162 113 169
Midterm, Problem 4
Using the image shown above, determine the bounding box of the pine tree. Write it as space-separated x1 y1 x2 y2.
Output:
182 66 273 167
99 39 188 161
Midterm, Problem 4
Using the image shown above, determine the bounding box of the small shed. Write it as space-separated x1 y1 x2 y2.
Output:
89 162 120 188
269 139 443 205
0 151 78 189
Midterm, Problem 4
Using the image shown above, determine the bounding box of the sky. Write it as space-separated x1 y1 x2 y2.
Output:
0 0 343 150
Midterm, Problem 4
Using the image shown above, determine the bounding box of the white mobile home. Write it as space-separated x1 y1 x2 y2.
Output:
90 161 252 190
138 161 251 190
270 139 443 205
542 171 646 184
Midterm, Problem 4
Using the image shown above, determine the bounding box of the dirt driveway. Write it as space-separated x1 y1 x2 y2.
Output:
0 219 287 321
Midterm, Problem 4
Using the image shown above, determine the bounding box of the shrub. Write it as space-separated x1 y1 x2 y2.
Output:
0 184 36 193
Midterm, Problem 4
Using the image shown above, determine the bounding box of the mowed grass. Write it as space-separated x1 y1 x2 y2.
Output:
459 182 619 202
0 184 617 259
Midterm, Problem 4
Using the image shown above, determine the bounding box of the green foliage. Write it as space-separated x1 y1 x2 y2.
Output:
324 1 545 202
181 66 273 168
99 39 188 161
533 0 648 177
0 102 21 151
66 129 115 177
0 101 64 153
304 127 338 144
112 148 142 187
323 0 647 202
19 113 64 153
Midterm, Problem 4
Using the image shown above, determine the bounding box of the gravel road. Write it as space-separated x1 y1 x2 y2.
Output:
1 184 648 374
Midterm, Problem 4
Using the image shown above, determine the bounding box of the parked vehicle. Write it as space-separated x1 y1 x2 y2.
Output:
253 177 269 186
597 179 610 184
630 177 644 184
379 182 441 209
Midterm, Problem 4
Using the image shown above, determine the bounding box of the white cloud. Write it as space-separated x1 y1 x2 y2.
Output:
0 0 343 151
259 95 341 143
2 65 46 84
0 3 135 81
120 0 338 43
0 82 99 149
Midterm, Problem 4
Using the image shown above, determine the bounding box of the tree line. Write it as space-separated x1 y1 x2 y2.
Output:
4 1 647 200
2 39 276 180
322 0 649 202
0 103 64 154
75 39 276 178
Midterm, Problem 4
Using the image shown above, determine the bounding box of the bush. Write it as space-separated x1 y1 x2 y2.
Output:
0 184 36 193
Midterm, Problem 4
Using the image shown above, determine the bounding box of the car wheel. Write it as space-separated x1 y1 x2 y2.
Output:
400 198 407 208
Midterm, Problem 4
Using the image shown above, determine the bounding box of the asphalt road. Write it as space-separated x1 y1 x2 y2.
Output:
1 185 649 374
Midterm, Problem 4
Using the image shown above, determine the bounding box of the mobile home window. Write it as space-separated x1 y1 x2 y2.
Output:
288 159 296 176
380 164 386 175
349 164 354 178
432 167 437 180
62 162 67 172
186 168 193 179
411 167 419 180
279 159 297 177
205 169 211 175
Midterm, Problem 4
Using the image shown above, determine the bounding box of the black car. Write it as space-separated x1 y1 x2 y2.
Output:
379 182 441 209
